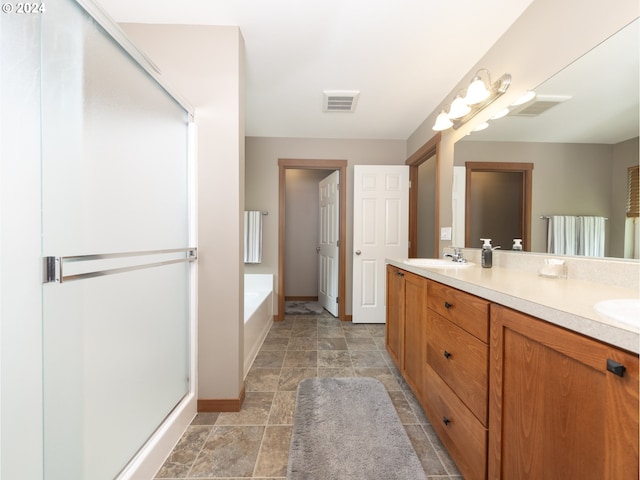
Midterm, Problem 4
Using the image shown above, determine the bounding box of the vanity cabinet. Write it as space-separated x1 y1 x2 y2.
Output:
385 265 427 402
385 263 639 480
423 280 490 480
385 265 404 367
489 304 639 480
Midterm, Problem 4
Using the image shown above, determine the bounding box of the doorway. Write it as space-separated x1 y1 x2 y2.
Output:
277 159 347 321
465 162 533 250
407 133 441 258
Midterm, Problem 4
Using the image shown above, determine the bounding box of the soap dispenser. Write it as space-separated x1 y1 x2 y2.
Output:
481 238 493 268
512 239 523 251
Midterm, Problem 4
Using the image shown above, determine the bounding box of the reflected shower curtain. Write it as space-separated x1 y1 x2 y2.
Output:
546 215 606 256
577 216 606 257
244 211 263 263
547 215 578 255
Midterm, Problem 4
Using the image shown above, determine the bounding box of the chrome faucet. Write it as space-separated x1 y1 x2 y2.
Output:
443 248 466 263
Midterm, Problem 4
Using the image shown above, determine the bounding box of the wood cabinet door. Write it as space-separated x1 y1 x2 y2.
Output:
385 265 405 367
402 271 427 402
489 304 639 480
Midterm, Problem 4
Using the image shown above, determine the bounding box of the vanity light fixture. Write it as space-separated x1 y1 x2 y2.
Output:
511 90 536 106
465 70 492 104
472 122 489 132
431 68 512 132
490 107 510 120
448 95 471 119
432 110 454 131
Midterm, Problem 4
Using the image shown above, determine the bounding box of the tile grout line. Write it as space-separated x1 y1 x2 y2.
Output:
182 422 217 479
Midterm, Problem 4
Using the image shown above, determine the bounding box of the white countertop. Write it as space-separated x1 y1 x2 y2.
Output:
387 258 640 354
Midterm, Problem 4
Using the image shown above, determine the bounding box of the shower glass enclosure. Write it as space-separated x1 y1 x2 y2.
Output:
38 0 195 478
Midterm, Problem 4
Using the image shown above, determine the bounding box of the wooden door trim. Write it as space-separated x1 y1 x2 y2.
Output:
464 162 533 251
277 159 347 321
406 132 441 258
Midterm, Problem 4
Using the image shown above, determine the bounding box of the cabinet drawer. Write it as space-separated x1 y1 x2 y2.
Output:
427 312 488 424
427 280 489 342
424 366 487 480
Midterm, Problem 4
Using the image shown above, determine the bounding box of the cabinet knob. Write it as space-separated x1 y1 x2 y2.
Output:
606 358 626 377
442 416 451 426
443 350 452 359
444 301 453 309
396 271 404 277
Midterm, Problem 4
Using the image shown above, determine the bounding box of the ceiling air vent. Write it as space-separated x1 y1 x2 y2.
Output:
323 90 360 112
510 94 572 117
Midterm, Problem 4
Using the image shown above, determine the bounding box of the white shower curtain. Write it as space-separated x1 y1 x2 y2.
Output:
577 216 606 257
547 215 578 255
244 211 263 263
546 215 605 256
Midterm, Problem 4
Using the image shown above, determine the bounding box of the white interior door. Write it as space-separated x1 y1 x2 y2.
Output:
353 165 409 323
318 170 339 316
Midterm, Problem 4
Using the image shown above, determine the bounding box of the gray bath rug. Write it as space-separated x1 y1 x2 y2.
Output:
287 377 426 480
285 301 324 315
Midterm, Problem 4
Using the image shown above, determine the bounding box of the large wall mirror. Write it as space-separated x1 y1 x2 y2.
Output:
453 18 639 259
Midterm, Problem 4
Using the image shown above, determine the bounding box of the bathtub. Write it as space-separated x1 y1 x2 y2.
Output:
244 274 274 376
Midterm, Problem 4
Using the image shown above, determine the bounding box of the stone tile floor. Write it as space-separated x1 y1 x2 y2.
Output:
154 311 463 479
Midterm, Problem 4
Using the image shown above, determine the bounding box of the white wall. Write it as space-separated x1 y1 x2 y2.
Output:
245 137 406 315
122 24 246 400
407 0 639 254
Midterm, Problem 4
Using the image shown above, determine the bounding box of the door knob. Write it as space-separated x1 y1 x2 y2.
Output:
316 247 321 253
355 250 361 255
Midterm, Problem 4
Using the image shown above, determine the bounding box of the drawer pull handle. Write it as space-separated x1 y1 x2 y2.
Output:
607 358 626 377
444 301 453 309
443 350 452 359
442 416 451 426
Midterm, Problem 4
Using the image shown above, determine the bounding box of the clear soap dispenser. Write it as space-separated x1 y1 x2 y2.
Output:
481 238 493 268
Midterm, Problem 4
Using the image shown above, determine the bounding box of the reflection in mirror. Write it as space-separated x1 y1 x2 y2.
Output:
453 19 639 259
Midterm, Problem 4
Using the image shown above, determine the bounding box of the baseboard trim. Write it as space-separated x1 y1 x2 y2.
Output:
344 314 352 322
197 386 246 412
285 296 319 301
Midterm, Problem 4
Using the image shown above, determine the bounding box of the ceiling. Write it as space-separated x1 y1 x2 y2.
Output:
96 0 535 140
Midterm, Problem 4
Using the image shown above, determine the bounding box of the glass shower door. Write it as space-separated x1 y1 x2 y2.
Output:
41 1 194 478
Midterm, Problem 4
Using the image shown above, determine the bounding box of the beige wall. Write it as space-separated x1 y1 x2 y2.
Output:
245 137 406 315
408 0 639 254
122 24 246 400
284 169 328 297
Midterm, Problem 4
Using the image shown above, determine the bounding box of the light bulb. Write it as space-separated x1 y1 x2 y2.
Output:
448 95 471 119
432 111 453 131
465 77 490 104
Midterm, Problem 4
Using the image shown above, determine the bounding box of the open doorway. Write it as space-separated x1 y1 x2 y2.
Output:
407 133 441 258
277 159 347 321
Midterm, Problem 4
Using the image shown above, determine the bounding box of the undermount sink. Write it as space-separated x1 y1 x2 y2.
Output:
403 258 474 268
594 299 640 329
